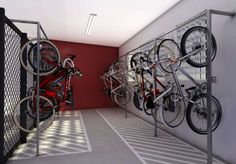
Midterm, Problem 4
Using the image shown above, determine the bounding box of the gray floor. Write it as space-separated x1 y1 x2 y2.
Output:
6 108 225 164
10 110 91 159
97 108 225 164
7 109 142 164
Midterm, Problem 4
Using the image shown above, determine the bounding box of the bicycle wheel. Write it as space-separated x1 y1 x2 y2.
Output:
143 93 155 116
186 94 222 134
130 52 151 74
161 93 185 128
113 60 128 80
180 26 217 68
114 86 131 106
20 38 61 76
157 39 181 73
133 91 143 111
147 46 167 77
13 95 55 133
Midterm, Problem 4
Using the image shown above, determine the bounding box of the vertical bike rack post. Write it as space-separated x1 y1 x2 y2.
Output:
206 9 235 164
153 40 158 137
124 56 128 118
206 10 213 164
125 55 128 118
36 22 41 156
20 33 28 144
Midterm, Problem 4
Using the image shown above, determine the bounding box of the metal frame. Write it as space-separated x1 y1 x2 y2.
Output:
206 9 235 164
0 8 5 164
10 19 49 156
19 33 28 144
120 9 235 164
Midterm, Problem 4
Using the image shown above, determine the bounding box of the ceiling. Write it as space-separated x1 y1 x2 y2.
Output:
1 0 180 47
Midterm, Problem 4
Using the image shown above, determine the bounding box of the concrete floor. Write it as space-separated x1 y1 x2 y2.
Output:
6 108 225 164
7 109 142 164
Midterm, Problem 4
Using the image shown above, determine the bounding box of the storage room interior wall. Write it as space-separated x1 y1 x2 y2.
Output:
119 0 236 163
52 40 118 109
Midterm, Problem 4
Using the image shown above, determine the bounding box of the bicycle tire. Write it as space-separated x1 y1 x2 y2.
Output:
143 94 154 116
130 52 151 74
133 91 143 111
143 102 152 116
113 60 128 81
161 93 185 128
20 38 61 76
28 44 58 73
186 94 222 134
13 95 55 133
180 26 217 68
147 46 167 77
157 39 181 73
114 86 131 106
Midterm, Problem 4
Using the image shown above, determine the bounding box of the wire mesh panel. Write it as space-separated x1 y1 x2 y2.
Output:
3 22 21 156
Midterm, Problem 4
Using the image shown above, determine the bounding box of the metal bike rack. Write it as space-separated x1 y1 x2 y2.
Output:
119 9 235 164
205 9 235 164
9 19 49 156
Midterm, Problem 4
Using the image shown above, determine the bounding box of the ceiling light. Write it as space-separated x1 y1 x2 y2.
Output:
85 13 97 36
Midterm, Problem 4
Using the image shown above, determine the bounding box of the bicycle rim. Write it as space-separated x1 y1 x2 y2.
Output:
186 94 222 134
13 95 55 133
20 38 61 76
114 88 131 106
161 93 185 128
180 26 217 68
147 46 167 77
157 39 181 73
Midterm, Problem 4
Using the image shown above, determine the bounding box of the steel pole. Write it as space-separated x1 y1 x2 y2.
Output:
36 22 41 156
206 10 212 164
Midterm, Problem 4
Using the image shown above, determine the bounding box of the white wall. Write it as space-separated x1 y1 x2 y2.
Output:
119 0 236 163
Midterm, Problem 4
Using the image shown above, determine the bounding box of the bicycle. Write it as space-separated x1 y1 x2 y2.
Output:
101 60 132 106
130 51 165 119
13 39 82 133
152 38 221 134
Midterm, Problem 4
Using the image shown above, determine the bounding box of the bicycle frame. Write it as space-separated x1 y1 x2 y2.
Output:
40 68 71 103
31 57 80 111
152 46 205 106
102 69 127 96
132 55 166 97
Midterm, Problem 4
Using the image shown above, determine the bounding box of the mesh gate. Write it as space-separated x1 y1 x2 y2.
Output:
0 8 31 163
3 22 21 156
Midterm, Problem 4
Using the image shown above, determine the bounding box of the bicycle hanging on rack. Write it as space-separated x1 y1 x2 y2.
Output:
152 31 221 134
101 60 132 106
13 39 83 133
129 51 165 120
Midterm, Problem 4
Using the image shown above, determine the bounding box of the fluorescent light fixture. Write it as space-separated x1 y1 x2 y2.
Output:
85 13 97 36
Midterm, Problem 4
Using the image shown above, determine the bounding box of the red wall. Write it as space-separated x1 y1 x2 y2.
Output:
51 40 118 109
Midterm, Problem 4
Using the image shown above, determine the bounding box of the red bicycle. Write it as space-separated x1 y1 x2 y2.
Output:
13 39 82 133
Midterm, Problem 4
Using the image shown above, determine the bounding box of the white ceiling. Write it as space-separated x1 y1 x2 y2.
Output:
1 0 180 47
